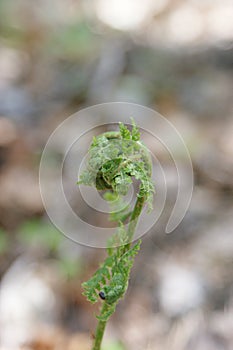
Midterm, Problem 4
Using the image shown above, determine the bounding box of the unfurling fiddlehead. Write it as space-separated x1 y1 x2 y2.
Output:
78 120 154 350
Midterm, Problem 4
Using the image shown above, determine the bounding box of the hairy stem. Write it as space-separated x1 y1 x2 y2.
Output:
92 303 110 350
127 195 145 242
92 195 144 350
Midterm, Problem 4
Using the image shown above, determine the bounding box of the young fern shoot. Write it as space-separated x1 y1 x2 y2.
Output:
78 120 154 350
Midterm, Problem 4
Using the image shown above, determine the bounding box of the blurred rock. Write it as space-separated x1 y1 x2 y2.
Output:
0 47 29 85
210 310 233 346
0 168 43 227
0 257 62 349
0 86 35 121
179 71 233 119
185 331 230 350
0 118 17 147
158 264 204 317
22 330 91 350
195 144 233 188
219 119 233 158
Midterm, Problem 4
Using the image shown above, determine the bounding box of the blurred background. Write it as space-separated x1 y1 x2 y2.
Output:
0 0 233 349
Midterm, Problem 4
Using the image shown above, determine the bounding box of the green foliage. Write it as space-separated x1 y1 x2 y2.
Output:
78 120 154 349
19 219 81 280
47 22 99 60
58 257 81 280
78 120 154 210
0 229 9 255
102 342 125 350
18 219 62 252
82 237 141 321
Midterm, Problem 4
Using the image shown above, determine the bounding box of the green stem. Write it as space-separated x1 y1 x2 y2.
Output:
123 194 145 252
92 195 145 350
92 303 110 350
128 195 145 240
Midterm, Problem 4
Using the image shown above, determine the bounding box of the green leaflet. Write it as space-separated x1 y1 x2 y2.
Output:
82 240 141 321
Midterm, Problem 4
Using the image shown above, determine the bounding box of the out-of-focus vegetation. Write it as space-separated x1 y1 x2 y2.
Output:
0 0 233 349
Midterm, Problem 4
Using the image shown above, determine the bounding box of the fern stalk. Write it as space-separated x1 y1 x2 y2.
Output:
92 303 109 350
124 195 145 253
78 120 154 350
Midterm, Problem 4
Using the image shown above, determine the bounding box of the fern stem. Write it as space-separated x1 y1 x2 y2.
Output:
92 195 145 350
128 195 145 241
80 121 154 350
92 303 109 350
123 194 145 252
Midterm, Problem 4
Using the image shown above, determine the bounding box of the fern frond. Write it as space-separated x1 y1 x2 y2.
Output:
82 239 141 319
78 120 154 211
78 120 154 347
